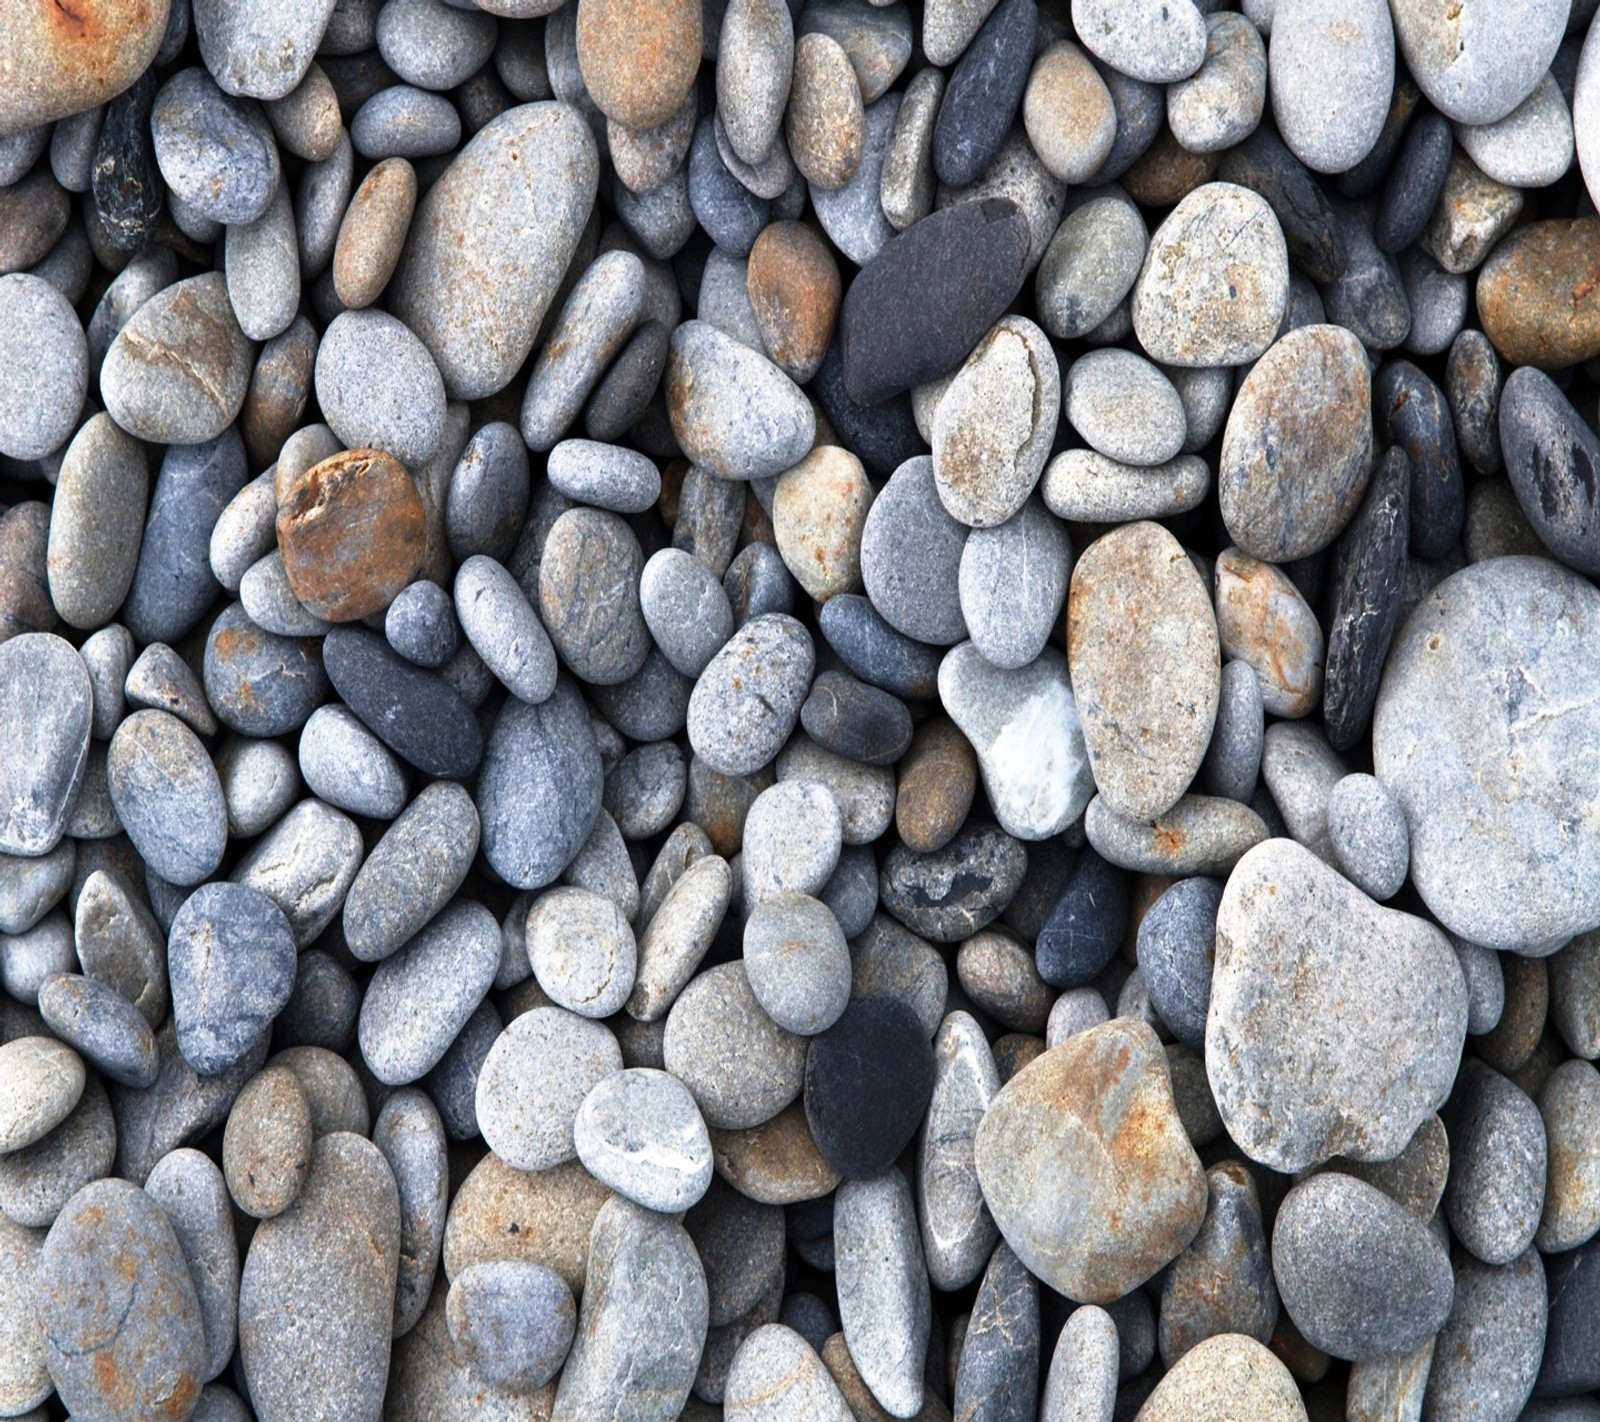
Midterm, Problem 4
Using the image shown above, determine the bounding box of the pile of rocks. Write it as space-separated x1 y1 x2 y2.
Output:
1 0 1599 1418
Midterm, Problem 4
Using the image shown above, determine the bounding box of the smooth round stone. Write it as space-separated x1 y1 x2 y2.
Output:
932 0 1035 188
105 710 226 888
1042 1305 1119 1421
1272 1172 1454 1362
665 320 815 480
390 104 597 400
1036 193 1146 340
546 439 660 515
1135 877 1221 1053
227 798 360 951
798 670 910 767
744 220 838 385
0 841 73 938
741 779 843 906
1391 0 1563 125
224 1066 314 1218
1064 348 1185 467
1219 324 1373 562
859 455 967 646
956 930 1049 1033
663 961 808 1130
718 0 795 166
917 1010 1000 1292
367 1088 446 1338
168 882 295 1075
956 498 1068 672
1067 522 1220 822
772 446 873 602
0 1035 84 1152
1040 447 1211 524
811 90 898 266
377 0 496 90
528 887 637 1019
627 851 732 1020
1457 72 1574 188
445 423 529 565
239 1132 400 1422
1374 558 1600 952
0 634 91 858
1212 548 1323 720
1399 248 1467 357
1375 112 1453 254
1447 328 1503 480
37 1176 206 1420
605 741 686 838
358 900 501 1086
689 116 771 254
975 1018 1204 1304
687 614 815 777
453 554 555 703
1209 838 1467 1172
1071 0 1205 81
669 462 744 579
0 502 54 646
639 549 735 680
889 720 974 857
575 0 699 128
1022 41 1115 185
384 580 458 669
932 315 1060 529
1137 1334 1306 1421
100 272 253 445
1325 773 1408 901
225 180 299 341
323 625 481 778
1268 0 1394 173
1167 12 1267 154
803 994 934 1179
1375 360 1462 561
0 0 167 134
72 868 166 1030
0 167 67 274
193 0 335 99
1538 1059 1600 1253
0 1070 115 1229
476 1007 623 1171
446 1259 576 1391
350 84 462 158
744 893 851 1035
1131 183 1288 367
1423 1246 1544 1420
786 31 864 189
297 704 407 818
573 1067 713 1212
37 972 157 1088
205 608 326 743
45 413 147 632
151 67 280 224
0 274 85 460
277 949 359 1051
314 309 446 468
725 1324 852 1422
880 824 1026 943
1500 367 1600 575
1443 1060 1547 1266
839 198 1031 406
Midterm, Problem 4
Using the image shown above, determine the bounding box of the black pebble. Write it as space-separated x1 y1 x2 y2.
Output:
1034 847 1129 989
1499 364 1600 577
813 339 924 478
1217 128 1347 284
1538 1233 1600 1396
1445 328 1503 477
818 594 943 700
1376 111 1452 253
92 68 163 253
803 995 936 1180
1377 359 1464 561
800 670 913 765
932 0 1038 188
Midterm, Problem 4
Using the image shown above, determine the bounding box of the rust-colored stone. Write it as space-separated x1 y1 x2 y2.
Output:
275 447 426 621
707 1098 841 1205
1476 217 1600 369
895 716 977 855
746 220 842 384
575 0 701 130
332 157 417 311
1122 125 1218 207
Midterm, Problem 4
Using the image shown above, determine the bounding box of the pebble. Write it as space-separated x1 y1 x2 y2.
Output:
1135 876 1220 1052
1325 772 1409 900
860 455 967 645
1421 149 1525 274
573 1066 713 1212
1374 557 1600 952
1219 324 1373 562
1500 367 1600 576
787 33 864 190
1064 348 1186 467
773 444 873 600
974 1017 1206 1303
1208 837 1467 1171
223 1065 314 1218
628 852 732 1020
46 413 148 632
1036 192 1146 340
687 613 815 776
1073 0 1206 82
933 0 1034 189
1391 0 1564 126
1212 548 1323 718
229 796 362 950
1443 1059 1547 1266
1424 1245 1545 1420
1041 1305 1119 1422
1131 183 1288 366
1068 521 1220 822
350 84 462 159
744 892 852 1034
880 825 1027 943
239 1132 400 1422
1268 0 1394 174
919 1010 1000 1290
939 644 1094 842
0 274 85 460
1271 1171 1454 1361
297 704 407 817
956 497 1068 672
455 553 556 702
1040 448 1211 524
0 634 92 858
726 1324 854 1422
717 0 795 167
528 886 636 1018
1169 13 1267 155
106 709 227 887
0 1035 84 1152
1136 1333 1305 1421
446 1259 576 1391
745 220 839 384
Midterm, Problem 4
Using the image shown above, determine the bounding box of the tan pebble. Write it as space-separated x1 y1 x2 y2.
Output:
333 157 417 310
746 219 841 384
786 32 865 191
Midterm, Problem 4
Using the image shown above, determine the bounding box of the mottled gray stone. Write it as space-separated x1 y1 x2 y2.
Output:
106 710 227 888
744 893 852 1035
527 886 637 1018
0 634 91 858
1423 1245 1545 1421
0 273 85 461
152 67 281 222
860 455 968 646
1442 1060 1547 1267
1326 772 1409 901
1268 0 1395 172
37 972 158 1088
144 1147 240 1383
688 614 815 776
1036 191 1147 340
573 1067 713 1212
372 1087 448 1338
446 1259 576 1391
641 548 736 679
957 497 1069 671
231 797 363 948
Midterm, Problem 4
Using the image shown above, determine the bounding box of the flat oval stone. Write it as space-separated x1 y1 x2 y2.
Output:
1443 1060 1547 1266
932 0 1035 188
323 626 481 779
194 0 337 100
1538 1058 1600 1253
537 508 651 686
1390 0 1564 125
390 103 598 400
1272 1171 1454 1361
718 0 795 167
1209 838 1468 1172
974 1017 1207 1304
1500 368 1600 576
37 972 157 1088
46 412 149 632
0 1035 84 1152
773 446 873 602
574 1067 712 1213
1219 325 1373 561
100 272 253 445
106 710 227 887
0 273 85 460
224 1066 313 1219
169 882 296 1075
239 1132 400 1422
143 1146 242 1383
314 309 446 468
446 1258 576 1391
1064 348 1185 468
230 799 362 949
1268 0 1394 173
1374 557 1600 951
1136 1332 1311 1420
0 0 168 136
687 613 815 776
37 1176 205 1421
0 634 91 858
919 1010 1000 1291
1067 522 1220 822
1213 548 1324 718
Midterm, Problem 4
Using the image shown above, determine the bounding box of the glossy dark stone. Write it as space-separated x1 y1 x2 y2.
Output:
879 823 1028 943
1135 876 1221 1053
122 429 250 646
1322 447 1410 753
803 994 936 1179
812 340 924 478
1537 1234 1600 1397
92 69 162 253
840 198 1031 405
800 670 913 766
1500 366 1600 577
204 601 329 736
1377 359 1464 561
1035 847 1128 990
1217 128 1347 284
953 1241 1040 1422
322 625 483 778
1323 200 1411 351
587 320 672 444
1376 112 1451 253
817 593 942 700
1446 328 1502 477
932 0 1038 188
1336 73 1423 198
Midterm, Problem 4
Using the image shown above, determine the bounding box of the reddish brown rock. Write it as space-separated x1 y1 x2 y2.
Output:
1122 126 1218 208
276 447 426 622
786 33 865 191
708 1098 842 1205
894 717 977 854
746 220 842 385
575 0 702 131
1476 217 1600 369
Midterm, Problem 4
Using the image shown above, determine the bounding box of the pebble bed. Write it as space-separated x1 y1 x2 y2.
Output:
0 0 1599 1420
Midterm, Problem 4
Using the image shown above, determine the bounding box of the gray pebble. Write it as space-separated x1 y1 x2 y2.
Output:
225 182 299 342
0 634 91 858
919 1010 1000 1290
232 797 363 948
1268 0 1395 172
1455 934 1506 1038
1136 877 1221 1053
421 998 500 1141
813 92 898 265
688 613 815 776
209 472 280 595
297 704 408 818
372 1086 449 1337
1260 719 1347 866
0 911 73 1004
1400 247 1468 356
547 438 661 514
37 972 158 1088
1326 772 1409 901
1442 1059 1547 1267
152 67 281 223
106 709 227 888
0 1035 84 1152
351 84 463 158
742 779 843 906
627 851 732 1021
1064 348 1186 466
604 740 686 838
377 0 497 90
296 129 353 276
385 579 459 668
46 413 148 631
745 892 852 1035
1040 448 1210 524
860 455 968 645
74 868 167 1028
1073 0 1206 82
446 1259 576 1390
1390 0 1563 125
314 307 446 468
640 548 736 679
537 507 652 686
1036 191 1147 341
574 1066 713 1212
1041 1304 1119 1422
0 839 74 936
1455 71 1575 186
0 1074 115 1229
527 886 637 1018
0 274 85 461
1423 1245 1545 1420
214 734 301 839
455 554 557 703
446 421 529 563
144 1146 240 1383
1199 660 1263 803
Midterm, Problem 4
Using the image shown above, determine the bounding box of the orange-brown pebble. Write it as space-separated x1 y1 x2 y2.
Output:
332 157 418 310
1023 40 1116 184
0 0 169 136
1123 125 1219 207
771 444 872 601
275 447 427 621
575 0 702 131
1476 217 1600 369
991 1032 1046 1084
786 32 865 191
707 1098 842 1204
746 220 842 384
895 717 977 854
